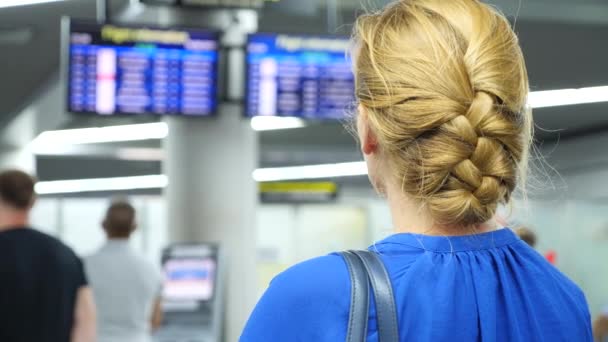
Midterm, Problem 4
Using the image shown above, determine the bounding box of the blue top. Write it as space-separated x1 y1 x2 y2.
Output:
241 228 592 341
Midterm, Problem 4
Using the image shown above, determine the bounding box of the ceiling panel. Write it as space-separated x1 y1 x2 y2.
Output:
517 21 608 90
533 102 608 140
0 0 126 127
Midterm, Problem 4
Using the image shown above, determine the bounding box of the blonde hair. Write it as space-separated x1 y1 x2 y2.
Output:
354 0 532 227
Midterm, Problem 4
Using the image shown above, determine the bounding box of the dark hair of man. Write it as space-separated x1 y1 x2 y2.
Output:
103 201 136 238
516 227 537 248
0 170 36 210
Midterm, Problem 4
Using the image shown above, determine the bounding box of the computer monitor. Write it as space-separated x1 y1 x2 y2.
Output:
163 257 216 302
65 19 220 117
162 244 217 303
245 33 355 119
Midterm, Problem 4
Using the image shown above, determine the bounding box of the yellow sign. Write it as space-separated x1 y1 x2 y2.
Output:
101 25 189 45
259 182 338 194
259 182 338 203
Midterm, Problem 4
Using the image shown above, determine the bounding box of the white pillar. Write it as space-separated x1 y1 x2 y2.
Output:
164 104 258 342
0 148 35 173
115 5 260 340
0 108 36 173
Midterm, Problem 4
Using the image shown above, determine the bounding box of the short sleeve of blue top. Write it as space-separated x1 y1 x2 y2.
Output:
241 228 592 341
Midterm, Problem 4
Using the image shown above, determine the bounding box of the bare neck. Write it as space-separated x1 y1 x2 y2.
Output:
0 210 29 232
384 183 497 236
106 236 130 241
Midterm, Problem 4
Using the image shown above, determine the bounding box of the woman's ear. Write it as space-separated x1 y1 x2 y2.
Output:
357 105 379 155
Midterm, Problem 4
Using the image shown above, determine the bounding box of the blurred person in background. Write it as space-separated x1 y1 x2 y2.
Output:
516 226 559 265
515 226 537 248
241 0 592 341
0 169 96 342
594 307 608 342
84 201 163 342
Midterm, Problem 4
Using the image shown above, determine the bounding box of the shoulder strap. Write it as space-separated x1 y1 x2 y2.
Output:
353 250 400 342
340 251 369 342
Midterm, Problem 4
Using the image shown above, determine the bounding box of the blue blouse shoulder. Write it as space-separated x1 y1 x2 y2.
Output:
241 254 352 341
241 229 593 342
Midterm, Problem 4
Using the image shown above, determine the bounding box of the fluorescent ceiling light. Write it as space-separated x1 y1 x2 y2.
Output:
250 116 306 131
116 148 165 161
34 161 369 194
252 161 368 182
529 86 608 109
31 117 305 154
0 0 64 9
31 145 87 156
35 175 168 195
30 122 169 153
29 85 608 152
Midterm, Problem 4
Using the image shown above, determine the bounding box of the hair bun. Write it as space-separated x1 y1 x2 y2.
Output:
353 0 532 227
423 92 518 226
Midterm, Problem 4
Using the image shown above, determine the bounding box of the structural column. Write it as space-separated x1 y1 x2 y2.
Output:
164 105 258 342
0 109 36 173
163 9 259 342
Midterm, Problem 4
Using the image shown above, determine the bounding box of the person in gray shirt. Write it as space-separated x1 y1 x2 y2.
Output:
85 201 163 342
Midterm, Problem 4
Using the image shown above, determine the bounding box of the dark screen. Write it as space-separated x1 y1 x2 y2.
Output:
67 20 219 117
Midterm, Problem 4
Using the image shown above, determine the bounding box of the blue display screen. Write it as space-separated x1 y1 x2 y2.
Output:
246 33 355 119
67 20 219 116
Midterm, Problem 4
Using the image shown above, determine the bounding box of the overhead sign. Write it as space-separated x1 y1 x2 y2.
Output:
246 33 354 119
66 20 220 117
260 182 339 203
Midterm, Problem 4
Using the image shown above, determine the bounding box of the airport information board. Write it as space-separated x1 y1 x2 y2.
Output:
246 33 355 119
67 20 219 116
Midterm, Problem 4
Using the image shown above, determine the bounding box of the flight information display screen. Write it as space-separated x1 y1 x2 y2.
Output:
246 33 355 119
67 20 219 116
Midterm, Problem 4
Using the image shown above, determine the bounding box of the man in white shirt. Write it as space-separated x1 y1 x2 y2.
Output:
85 201 163 342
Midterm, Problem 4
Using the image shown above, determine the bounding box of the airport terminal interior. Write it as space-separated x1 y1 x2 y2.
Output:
0 0 607 341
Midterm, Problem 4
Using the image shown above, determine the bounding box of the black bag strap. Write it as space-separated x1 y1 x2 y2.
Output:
341 251 370 342
341 250 399 342
353 250 399 342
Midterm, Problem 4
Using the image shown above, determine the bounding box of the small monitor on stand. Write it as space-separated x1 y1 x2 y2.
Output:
163 254 217 303
156 243 224 342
